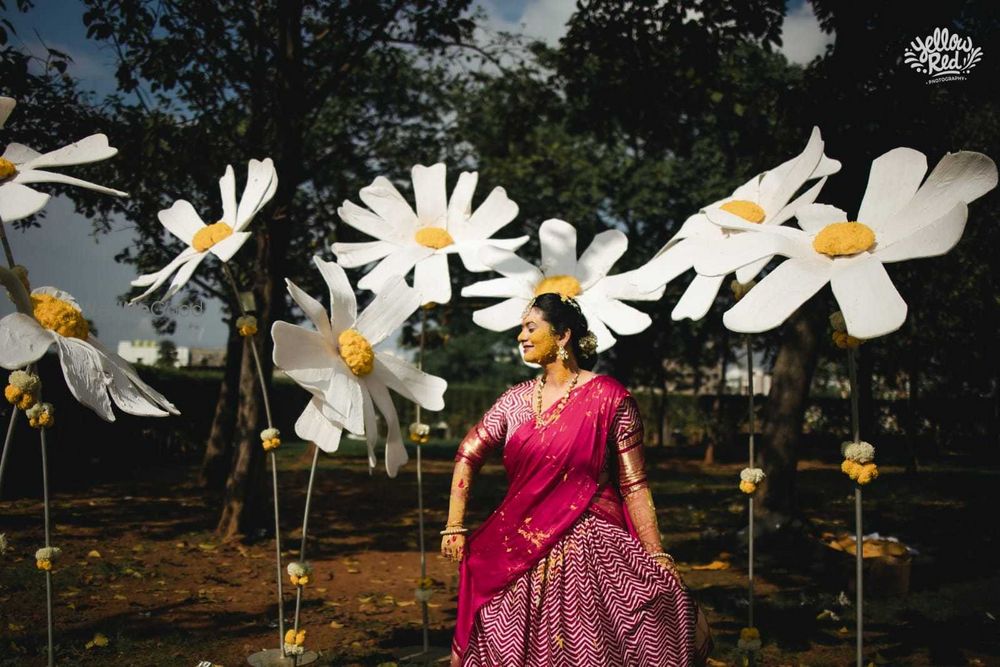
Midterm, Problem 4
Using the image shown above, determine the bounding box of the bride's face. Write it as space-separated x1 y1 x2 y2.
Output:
517 308 559 364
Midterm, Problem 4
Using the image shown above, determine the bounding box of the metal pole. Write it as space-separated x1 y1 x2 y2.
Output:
416 305 429 653
0 406 19 498
40 423 54 666
848 348 862 667
291 444 321 660
746 337 755 633
0 212 16 268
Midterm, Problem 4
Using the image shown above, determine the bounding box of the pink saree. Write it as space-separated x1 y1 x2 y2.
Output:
453 376 696 666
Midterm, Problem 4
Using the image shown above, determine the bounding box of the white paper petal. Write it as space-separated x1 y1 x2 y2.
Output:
479 246 544 285
360 384 378 469
794 203 848 234
576 229 627 290
734 255 773 284
830 254 907 338
455 236 528 272
14 169 127 197
356 244 434 293
88 337 179 416
627 240 694 293
599 270 665 302
671 274 725 322
463 186 519 240
295 397 345 453
413 253 451 305
209 231 252 262
694 230 811 276
325 362 365 435
271 321 335 392
578 304 616 352
331 240 396 268
875 201 967 263
360 176 418 231
758 127 824 214
446 171 478 229
2 142 40 165
22 134 117 170
368 378 408 477
880 151 997 246
854 148 928 232
539 219 578 276
219 165 237 226
0 182 50 221
472 297 529 331
722 257 831 333
582 296 651 334
129 247 201 302
412 163 447 226
284 278 335 341
337 199 405 243
769 176 828 227
313 256 358 330
161 252 207 301
157 200 207 246
372 353 447 411
461 276 531 299
0 313 54 368
0 97 14 128
54 336 115 421
235 158 277 230
354 274 421 346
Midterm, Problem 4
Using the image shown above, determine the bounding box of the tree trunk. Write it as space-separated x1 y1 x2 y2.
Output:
704 327 731 465
198 325 244 490
757 304 822 518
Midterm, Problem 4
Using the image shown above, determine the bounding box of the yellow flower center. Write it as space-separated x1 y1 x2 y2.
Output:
414 226 454 249
721 200 766 223
0 157 17 181
812 222 876 257
534 275 582 298
191 221 234 252
338 328 375 377
31 293 89 339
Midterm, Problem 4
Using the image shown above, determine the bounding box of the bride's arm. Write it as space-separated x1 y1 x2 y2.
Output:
614 395 684 582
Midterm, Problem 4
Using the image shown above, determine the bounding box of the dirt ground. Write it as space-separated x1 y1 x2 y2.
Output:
2 443 999 666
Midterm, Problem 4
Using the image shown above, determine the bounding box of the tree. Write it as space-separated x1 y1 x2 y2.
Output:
156 339 178 368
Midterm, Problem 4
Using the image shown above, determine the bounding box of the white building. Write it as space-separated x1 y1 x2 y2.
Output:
116 340 190 368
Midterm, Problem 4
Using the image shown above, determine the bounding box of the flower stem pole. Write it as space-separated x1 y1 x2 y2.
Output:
291 444 320 651
848 347 863 667
745 336 756 635
39 398 54 667
0 405 19 498
416 304 430 654
0 213 16 268
221 263 286 658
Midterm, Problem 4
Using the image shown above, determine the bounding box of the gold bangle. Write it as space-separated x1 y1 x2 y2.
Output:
440 526 468 536
650 552 675 563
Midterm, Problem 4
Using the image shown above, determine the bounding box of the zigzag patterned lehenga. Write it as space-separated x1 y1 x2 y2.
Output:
452 375 697 666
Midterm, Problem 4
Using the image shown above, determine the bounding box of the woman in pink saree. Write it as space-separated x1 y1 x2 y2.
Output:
440 293 699 666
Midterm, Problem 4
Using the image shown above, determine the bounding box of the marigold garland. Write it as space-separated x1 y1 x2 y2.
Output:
287 561 312 587
236 314 258 337
26 402 54 429
409 422 430 444
737 626 762 652
35 546 61 571
5 370 40 410
283 628 306 655
841 440 878 484
829 311 864 348
260 427 281 452
738 467 765 494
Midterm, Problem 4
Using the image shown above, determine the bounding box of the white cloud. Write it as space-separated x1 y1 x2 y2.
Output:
780 1 834 65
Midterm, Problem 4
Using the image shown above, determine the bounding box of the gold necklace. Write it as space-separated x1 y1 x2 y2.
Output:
533 372 580 427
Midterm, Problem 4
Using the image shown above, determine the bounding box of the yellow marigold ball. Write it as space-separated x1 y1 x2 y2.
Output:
192 221 234 252
31 293 90 339
4 385 21 405
812 222 876 257
721 200 766 223
841 460 861 479
236 315 258 337
262 438 281 452
284 629 296 644
739 480 757 494
36 559 52 571
740 627 760 642
0 157 17 181
832 331 863 349
856 463 879 485
414 226 455 250
534 274 582 299
17 393 37 410
338 329 375 376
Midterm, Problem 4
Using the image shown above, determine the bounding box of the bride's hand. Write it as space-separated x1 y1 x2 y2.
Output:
441 533 466 562
653 554 685 587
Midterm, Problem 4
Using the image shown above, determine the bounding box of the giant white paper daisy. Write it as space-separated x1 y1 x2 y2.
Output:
630 127 840 321
271 257 447 477
0 287 179 421
0 111 127 222
461 218 664 352
695 148 997 338
332 163 527 305
129 158 277 302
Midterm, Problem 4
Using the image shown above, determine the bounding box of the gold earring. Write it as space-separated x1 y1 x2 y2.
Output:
557 345 569 361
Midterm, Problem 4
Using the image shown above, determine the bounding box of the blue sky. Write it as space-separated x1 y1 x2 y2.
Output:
0 1 833 350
